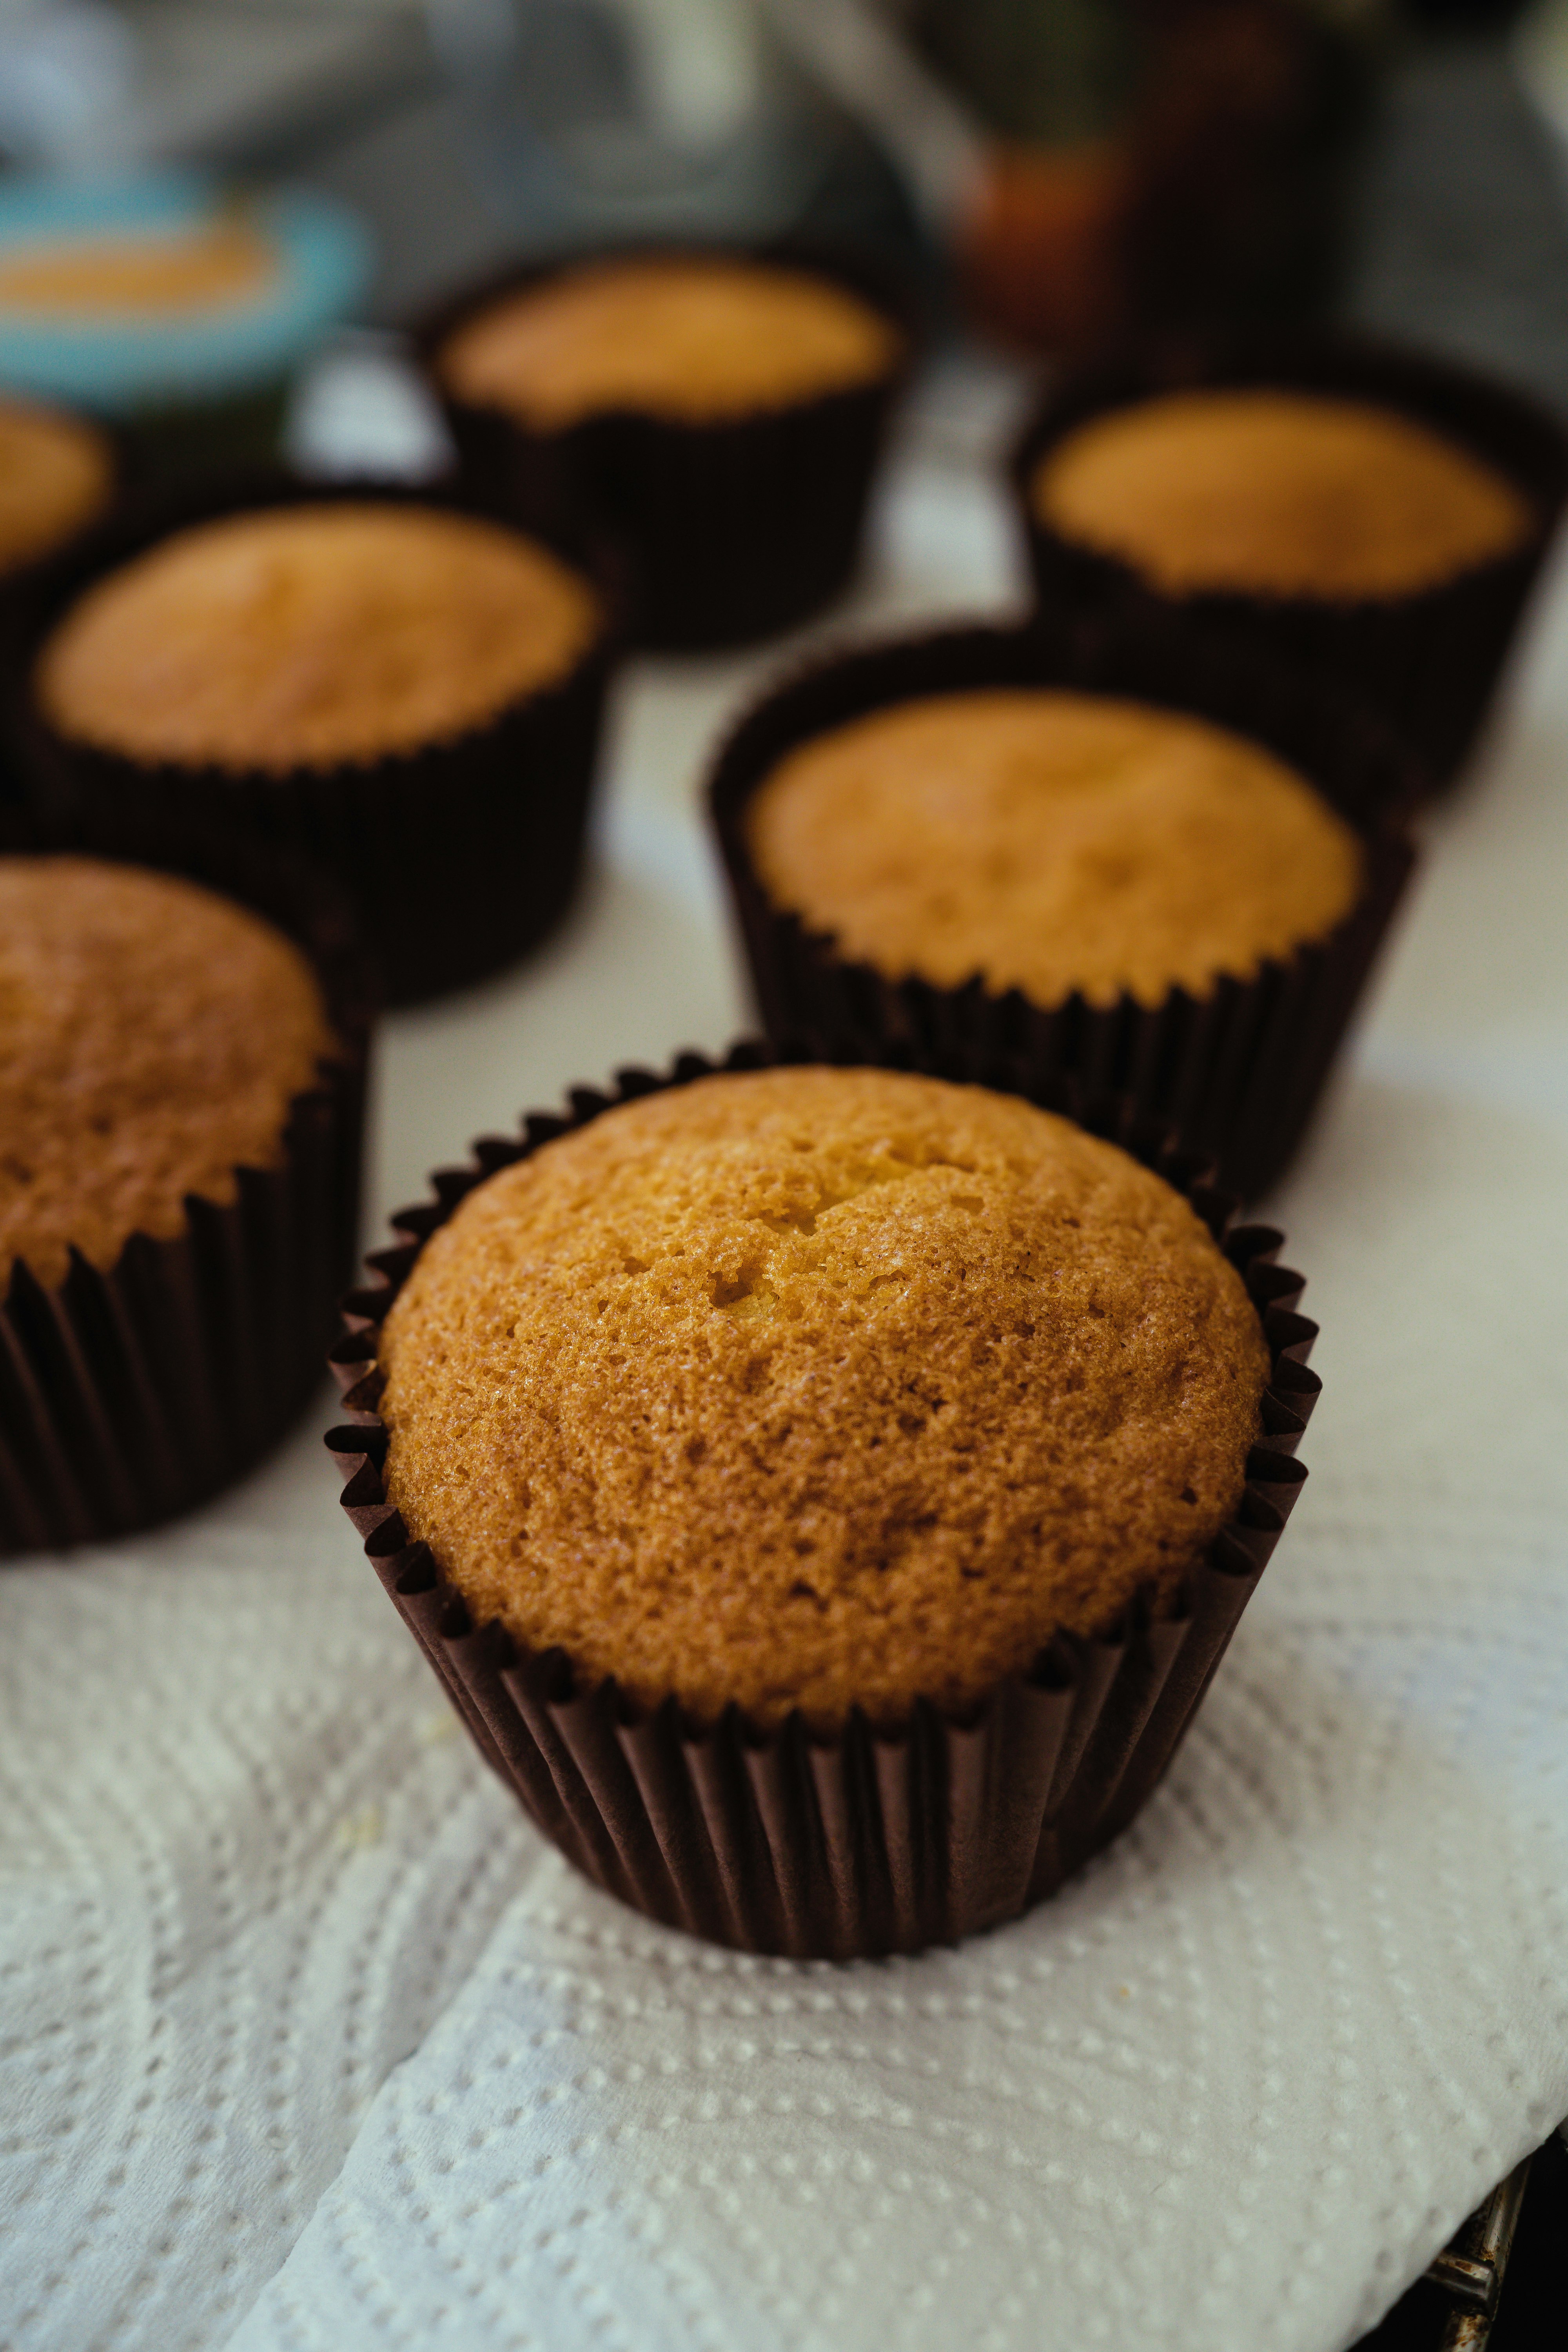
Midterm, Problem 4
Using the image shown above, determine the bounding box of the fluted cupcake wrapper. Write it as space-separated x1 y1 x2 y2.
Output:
0 803 371 1554
708 616 1417 1205
326 1042 1318 1960
412 240 919 653
2 469 620 1008
1011 328 1568 790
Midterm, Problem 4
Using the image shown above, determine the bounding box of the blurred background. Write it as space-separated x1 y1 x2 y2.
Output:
3 0 1568 466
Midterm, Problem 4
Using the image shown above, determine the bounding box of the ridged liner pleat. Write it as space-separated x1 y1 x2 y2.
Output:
708 615 1418 1205
2 468 619 1008
0 803 371 1554
412 240 919 653
1010 328 1568 791
327 1042 1319 1960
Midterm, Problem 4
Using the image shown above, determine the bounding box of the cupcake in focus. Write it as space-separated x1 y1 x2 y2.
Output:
1013 336 1568 785
423 248 912 649
331 1054 1318 1956
22 488 615 1005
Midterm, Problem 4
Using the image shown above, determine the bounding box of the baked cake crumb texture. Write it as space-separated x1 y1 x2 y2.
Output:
380 1066 1271 1731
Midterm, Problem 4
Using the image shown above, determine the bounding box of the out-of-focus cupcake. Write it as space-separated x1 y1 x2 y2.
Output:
0 814 370 1552
1013 334 1568 786
15 480 617 1006
420 246 913 650
710 616 1417 1201
0 396 116 584
0 173 370 479
329 1051 1318 1958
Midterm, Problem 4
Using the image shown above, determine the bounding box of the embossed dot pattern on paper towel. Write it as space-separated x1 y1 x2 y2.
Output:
0 1470 542 2352
226 1500 1568 2352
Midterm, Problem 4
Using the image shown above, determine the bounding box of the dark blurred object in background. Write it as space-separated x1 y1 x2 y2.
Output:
426 0 826 248
916 0 1381 353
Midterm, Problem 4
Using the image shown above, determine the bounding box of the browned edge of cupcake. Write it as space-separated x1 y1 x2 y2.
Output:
1009 329 1568 789
708 613 1419 1205
324 1039 1318 1961
1 466 623 1009
0 799 374 1555
410 240 922 653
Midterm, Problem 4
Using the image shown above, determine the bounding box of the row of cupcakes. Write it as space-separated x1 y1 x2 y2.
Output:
2 249 1562 1965
0 848 1316 1962
1 249 1559 1563
0 271 1556 1058
410 245 1568 780
5 241 1564 758
2 589 1366 1551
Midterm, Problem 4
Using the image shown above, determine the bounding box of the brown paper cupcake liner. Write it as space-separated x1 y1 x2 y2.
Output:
412 240 919 653
325 1041 1318 1960
708 614 1417 1205
0 801 372 1554
1011 328 1568 789
1 468 620 1009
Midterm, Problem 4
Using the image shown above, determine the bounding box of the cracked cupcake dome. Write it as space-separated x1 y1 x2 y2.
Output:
376 1065 1271 1731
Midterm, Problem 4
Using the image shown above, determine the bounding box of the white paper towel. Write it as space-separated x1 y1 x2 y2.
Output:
4 365 1568 2352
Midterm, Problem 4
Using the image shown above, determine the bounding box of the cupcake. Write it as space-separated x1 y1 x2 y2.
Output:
1013 334 1568 785
709 617 1417 1202
421 247 912 650
0 171 370 479
0 396 116 581
0 829 368 1552
330 1051 1317 1958
16 483 616 1006
1031 389 1534 603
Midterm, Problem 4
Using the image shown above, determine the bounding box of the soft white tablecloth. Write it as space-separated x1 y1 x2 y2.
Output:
4 361 1568 2352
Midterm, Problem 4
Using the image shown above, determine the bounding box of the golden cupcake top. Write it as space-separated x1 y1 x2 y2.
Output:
0 218 278 314
746 688 1364 1011
436 255 903 430
379 1065 1270 1731
34 503 604 775
0 398 114 579
1031 388 1533 601
0 856 333 1290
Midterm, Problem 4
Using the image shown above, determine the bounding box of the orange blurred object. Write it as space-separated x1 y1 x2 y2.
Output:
956 139 1136 353
950 0 1364 358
